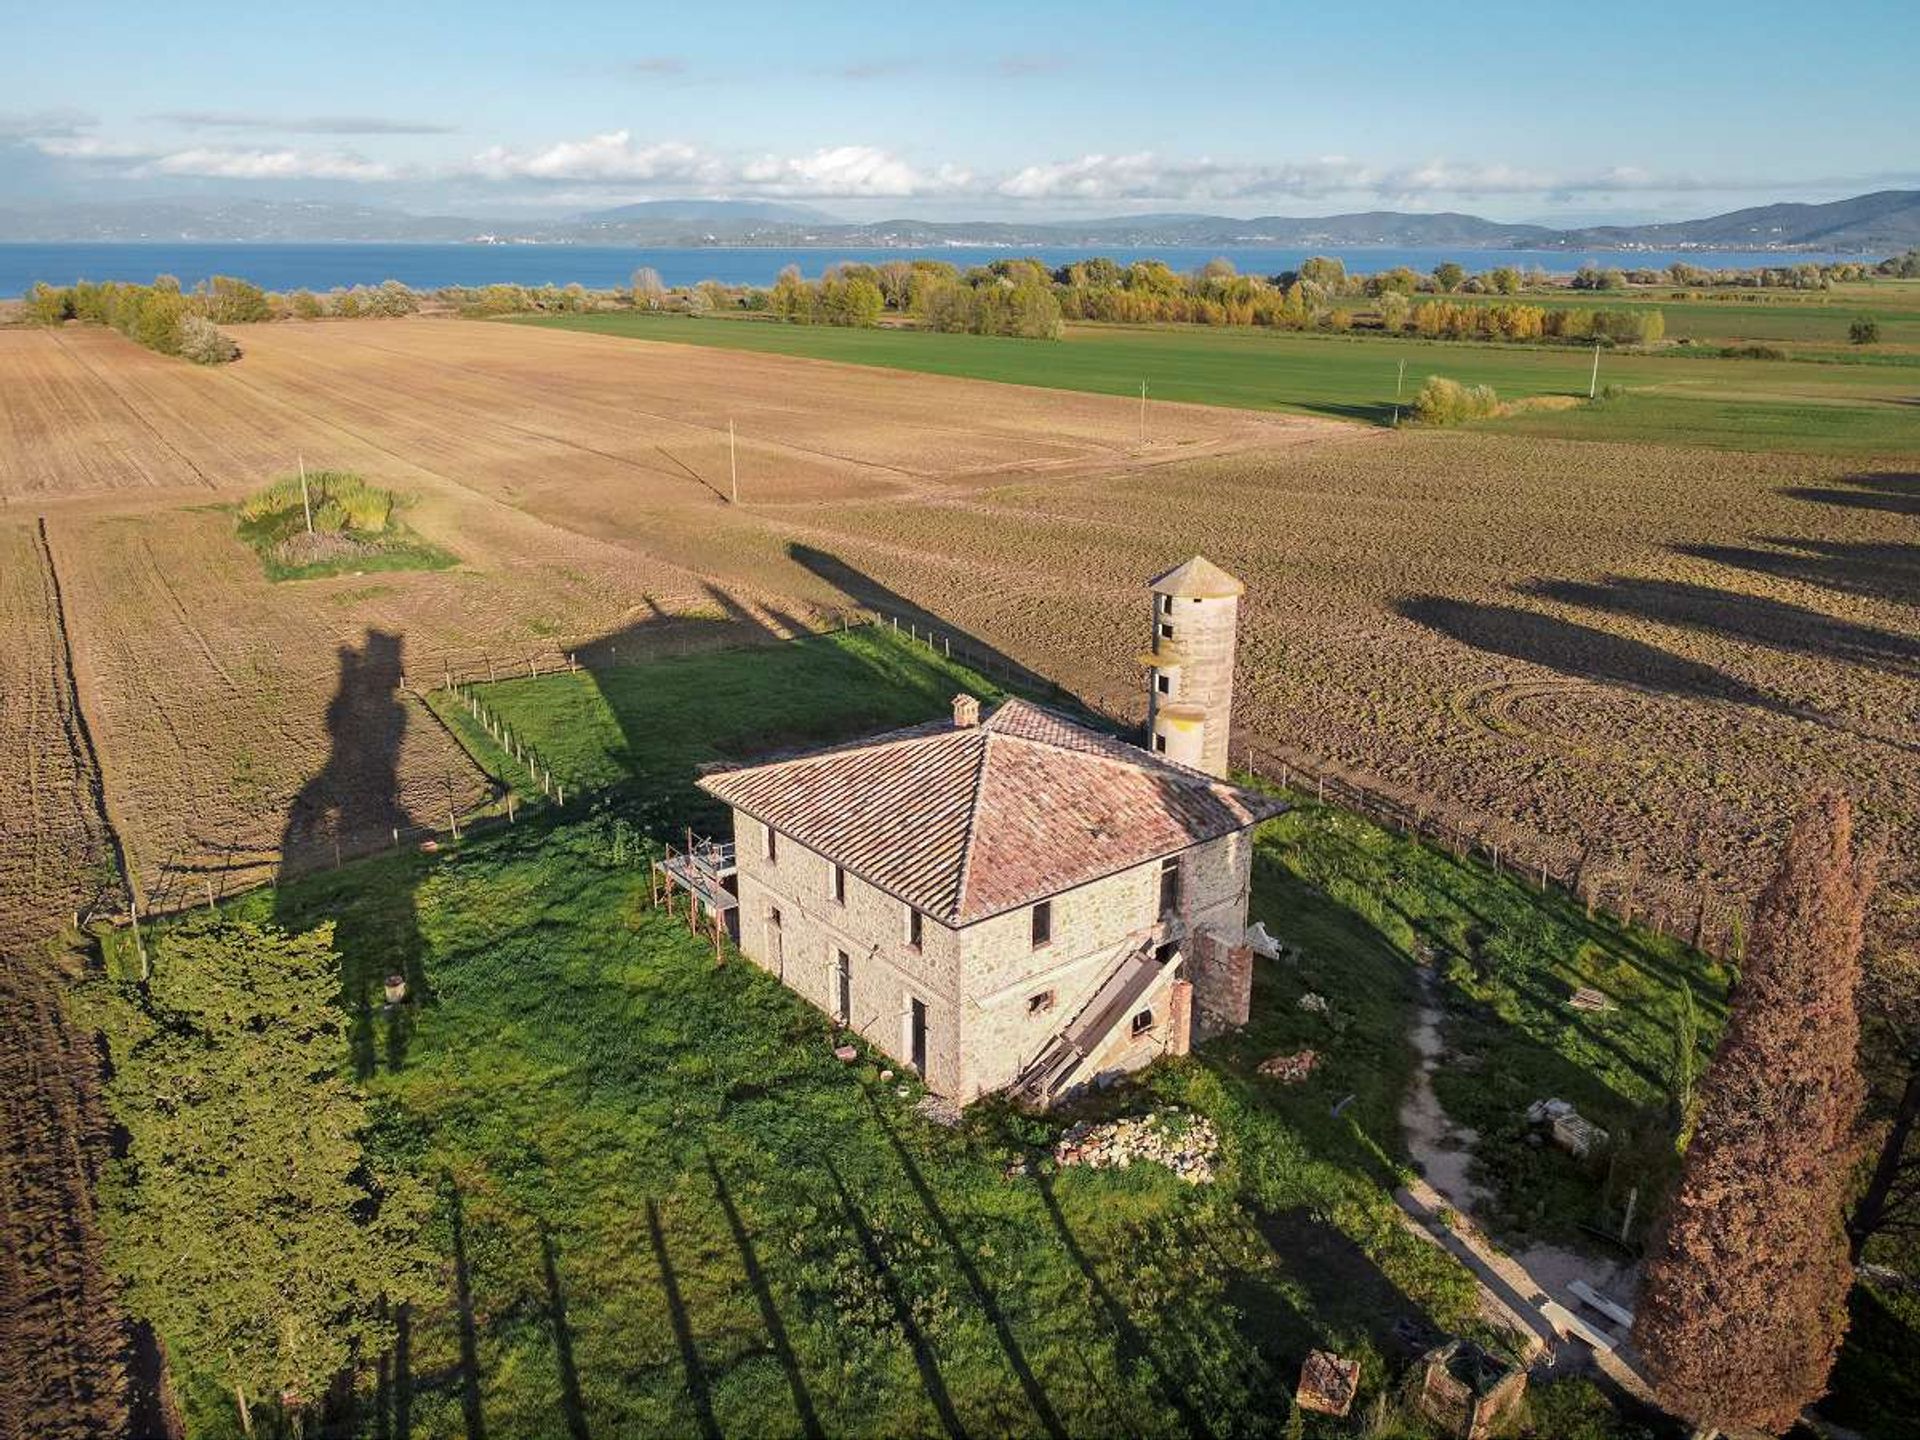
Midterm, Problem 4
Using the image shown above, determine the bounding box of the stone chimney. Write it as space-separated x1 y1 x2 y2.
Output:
952 692 981 729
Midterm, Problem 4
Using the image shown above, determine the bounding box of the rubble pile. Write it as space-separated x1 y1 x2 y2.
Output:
1257 1049 1320 1083
1052 1110 1220 1184
1298 992 1330 1014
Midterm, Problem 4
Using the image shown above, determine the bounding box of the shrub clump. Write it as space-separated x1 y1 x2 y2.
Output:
178 315 241 365
236 471 451 580
1410 375 1499 426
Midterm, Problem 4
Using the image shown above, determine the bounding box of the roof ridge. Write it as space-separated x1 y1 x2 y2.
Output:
950 729 996 918
994 719 1236 794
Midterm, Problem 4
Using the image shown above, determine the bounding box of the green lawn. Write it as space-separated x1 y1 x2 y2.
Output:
425 627 1015 829
99 629 1905 1438
512 311 1920 455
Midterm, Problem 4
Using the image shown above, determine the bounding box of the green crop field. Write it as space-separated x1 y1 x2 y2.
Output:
515 311 1920 455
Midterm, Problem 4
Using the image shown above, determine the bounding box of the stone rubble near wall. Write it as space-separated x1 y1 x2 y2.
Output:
1257 1049 1320 1083
1051 1110 1220 1184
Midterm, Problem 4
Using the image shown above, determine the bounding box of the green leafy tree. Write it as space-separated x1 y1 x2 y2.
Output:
1849 318 1881 345
1432 261 1466 292
87 916 431 1432
1633 792 1876 1437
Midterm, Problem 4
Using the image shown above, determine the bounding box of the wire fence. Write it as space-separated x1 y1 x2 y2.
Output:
92 609 1756 962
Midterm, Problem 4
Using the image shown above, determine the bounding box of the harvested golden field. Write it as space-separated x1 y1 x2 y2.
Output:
0 317 1322 909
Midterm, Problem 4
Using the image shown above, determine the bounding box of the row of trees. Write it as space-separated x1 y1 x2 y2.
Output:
23 276 244 363
1400 298 1665 344
762 260 1066 337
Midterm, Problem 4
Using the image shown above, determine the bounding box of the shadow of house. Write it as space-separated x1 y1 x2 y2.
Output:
1527 576 1920 677
275 630 427 1078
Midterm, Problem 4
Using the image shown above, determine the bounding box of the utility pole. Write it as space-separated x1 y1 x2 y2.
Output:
1138 380 1147 445
298 453 313 535
1396 358 1406 403
1589 343 1602 399
729 419 738 503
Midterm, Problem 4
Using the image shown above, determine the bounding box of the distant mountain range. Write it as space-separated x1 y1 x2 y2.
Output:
2 190 1916 252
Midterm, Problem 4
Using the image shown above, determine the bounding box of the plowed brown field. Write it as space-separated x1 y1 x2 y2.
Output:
0 521 127 1439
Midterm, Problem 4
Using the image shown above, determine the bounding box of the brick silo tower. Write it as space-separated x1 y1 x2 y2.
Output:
1143 556 1243 777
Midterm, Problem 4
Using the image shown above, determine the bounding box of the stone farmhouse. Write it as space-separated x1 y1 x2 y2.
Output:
694 557 1283 1105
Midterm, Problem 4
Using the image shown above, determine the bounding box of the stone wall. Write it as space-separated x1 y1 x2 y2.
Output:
956 830 1253 1100
729 812 965 1093
726 810 1258 1103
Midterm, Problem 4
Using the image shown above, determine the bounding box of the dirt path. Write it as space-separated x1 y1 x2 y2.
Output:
1393 963 1658 1405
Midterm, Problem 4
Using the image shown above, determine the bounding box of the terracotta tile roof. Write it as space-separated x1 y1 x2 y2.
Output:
699 698 1286 925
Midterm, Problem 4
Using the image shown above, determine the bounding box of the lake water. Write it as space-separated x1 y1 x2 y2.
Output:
0 241 1871 298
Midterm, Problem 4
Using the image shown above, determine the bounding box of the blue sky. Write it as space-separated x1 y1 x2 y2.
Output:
3 0 1916 222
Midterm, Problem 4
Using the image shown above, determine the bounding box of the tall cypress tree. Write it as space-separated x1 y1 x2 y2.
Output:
1633 791 1876 1436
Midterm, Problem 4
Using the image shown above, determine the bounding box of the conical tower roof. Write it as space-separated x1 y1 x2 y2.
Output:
1147 555 1244 598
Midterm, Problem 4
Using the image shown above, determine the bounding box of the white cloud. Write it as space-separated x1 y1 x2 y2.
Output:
34 135 154 161
468 131 719 184
465 133 966 197
739 145 971 197
141 147 398 181
0 107 95 140
991 152 1748 204
149 111 455 135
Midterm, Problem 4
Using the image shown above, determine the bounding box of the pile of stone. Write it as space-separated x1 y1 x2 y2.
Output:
1257 1049 1320 1084
1052 1110 1220 1184
1298 992 1330 1014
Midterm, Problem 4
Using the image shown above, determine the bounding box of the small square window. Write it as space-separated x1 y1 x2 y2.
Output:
906 907 924 952
1158 622 1174 639
764 824 778 862
831 863 847 904
1028 990 1056 1015
1131 1008 1154 1036
1154 672 1171 695
1030 900 1052 949
1152 733 1167 753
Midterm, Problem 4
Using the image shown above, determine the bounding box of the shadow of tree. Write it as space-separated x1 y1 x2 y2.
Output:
704 1151 825 1440
1676 537 1920 608
540 1231 590 1440
864 1096 1068 1440
448 1183 487 1440
646 1198 722 1440
1032 1170 1213 1440
1782 471 1920 518
1527 575 1920 676
1395 595 1784 711
824 1158 969 1440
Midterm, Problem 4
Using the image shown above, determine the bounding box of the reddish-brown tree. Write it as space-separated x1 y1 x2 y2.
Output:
1633 791 1877 1437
